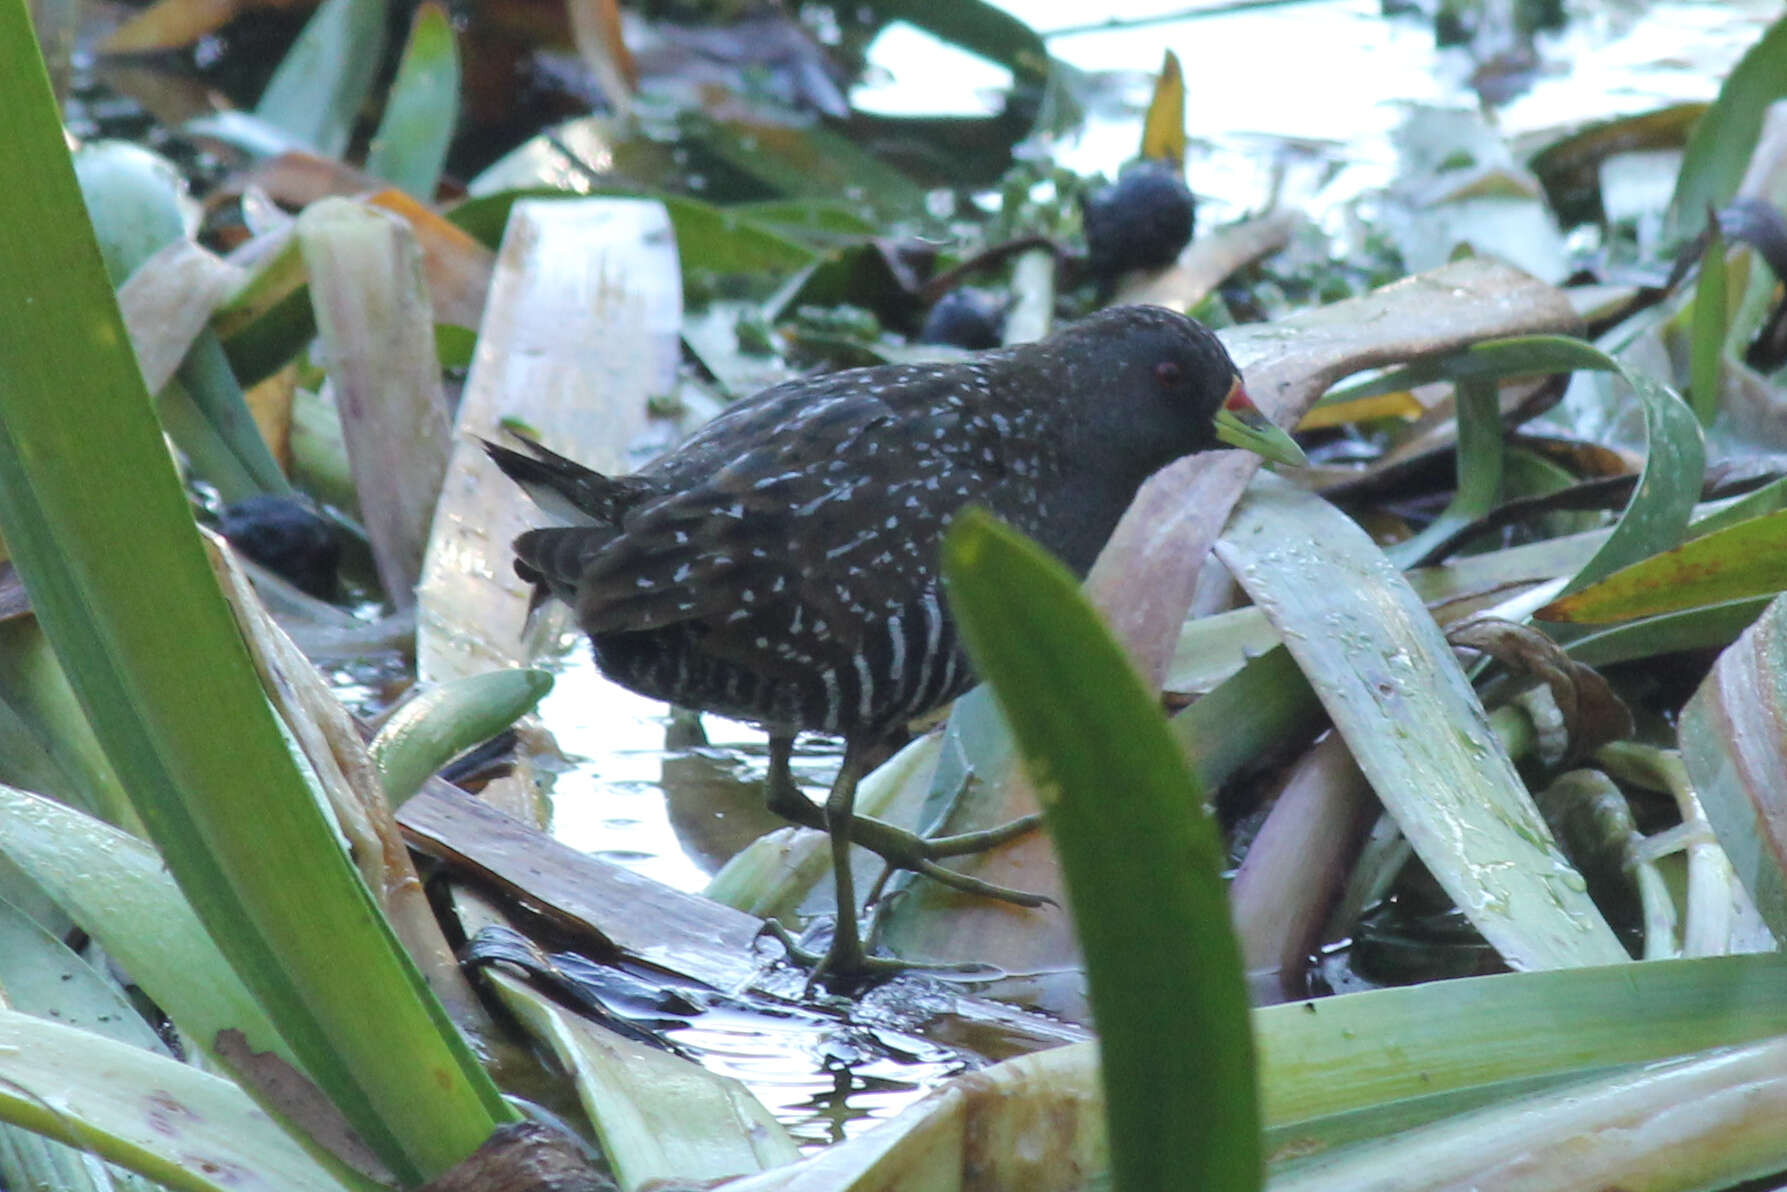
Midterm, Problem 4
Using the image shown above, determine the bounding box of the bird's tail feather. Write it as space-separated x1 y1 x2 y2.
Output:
481 435 650 526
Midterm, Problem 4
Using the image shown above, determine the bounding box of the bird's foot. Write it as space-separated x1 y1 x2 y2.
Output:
759 920 1002 996
840 812 1055 908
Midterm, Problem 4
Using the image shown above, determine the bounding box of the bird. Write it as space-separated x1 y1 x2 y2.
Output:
485 304 1304 984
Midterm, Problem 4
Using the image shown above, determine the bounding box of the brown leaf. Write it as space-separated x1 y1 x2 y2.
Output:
417 1122 604 1192
1446 616 1633 762
214 1028 396 1186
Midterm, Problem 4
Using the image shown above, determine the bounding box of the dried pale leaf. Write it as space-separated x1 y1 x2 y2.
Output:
244 363 297 473
1230 735 1375 1005
238 150 379 211
117 239 245 394
1446 616 1634 760
1679 593 1787 946
399 778 765 989
566 0 636 115
416 198 679 693
1296 389 1424 430
367 189 494 330
203 529 496 1039
100 0 278 53
299 197 452 609
1000 248 1055 345
215 1028 395 1186
720 1044 1104 1192
418 1123 602 1192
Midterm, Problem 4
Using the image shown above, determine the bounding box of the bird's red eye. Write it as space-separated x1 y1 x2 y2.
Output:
1156 360 1183 387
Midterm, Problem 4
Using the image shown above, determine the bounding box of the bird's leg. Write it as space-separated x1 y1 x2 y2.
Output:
816 741 871 980
763 733 826 831
758 740 1051 989
760 737 1048 909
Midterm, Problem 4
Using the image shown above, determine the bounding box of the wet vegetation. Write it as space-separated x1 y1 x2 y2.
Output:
8 1 1787 1190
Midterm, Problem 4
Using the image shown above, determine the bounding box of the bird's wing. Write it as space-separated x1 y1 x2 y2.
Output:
574 372 1005 649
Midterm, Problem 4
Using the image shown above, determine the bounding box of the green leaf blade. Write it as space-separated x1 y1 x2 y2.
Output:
1667 13 1787 242
1540 508 1787 624
1217 476 1626 970
366 2 459 198
943 510 1260 1192
0 10 512 1180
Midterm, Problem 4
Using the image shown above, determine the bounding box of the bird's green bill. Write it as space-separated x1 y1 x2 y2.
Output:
1213 380 1308 467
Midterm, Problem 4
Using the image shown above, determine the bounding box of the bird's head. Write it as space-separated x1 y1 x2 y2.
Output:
1047 305 1306 474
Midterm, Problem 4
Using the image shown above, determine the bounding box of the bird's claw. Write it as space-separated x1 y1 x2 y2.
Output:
758 919 1004 996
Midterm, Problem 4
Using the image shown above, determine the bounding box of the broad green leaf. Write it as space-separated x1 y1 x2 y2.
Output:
726 198 880 242
366 2 458 198
1329 334 1703 596
1173 645 1322 793
215 235 316 389
1318 334 1619 402
1274 1034 1787 1190
1257 953 1787 1130
74 142 287 499
943 511 1260 1192
1564 596 1769 668
679 113 928 220
484 969 800 1189
1690 472 1787 537
0 618 136 829
0 1010 357 1192
70 142 189 284
726 955 1787 1188
0 897 170 1192
1529 103 1706 225
450 189 818 282
0 786 287 1065
1216 475 1626 970
1387 376 1502 566
1539 509 1787 624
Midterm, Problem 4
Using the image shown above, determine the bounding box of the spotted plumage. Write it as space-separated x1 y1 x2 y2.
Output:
486 303 1301 983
